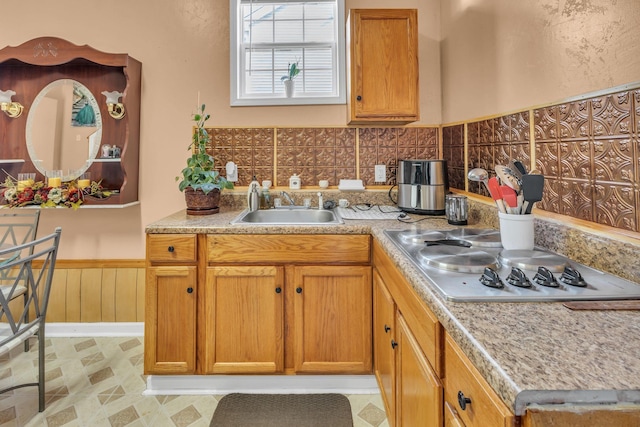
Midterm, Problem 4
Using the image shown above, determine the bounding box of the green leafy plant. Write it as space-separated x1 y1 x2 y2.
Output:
281 61 301 81
176 104 233 194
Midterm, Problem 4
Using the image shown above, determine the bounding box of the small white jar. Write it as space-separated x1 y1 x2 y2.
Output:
289 174 301 190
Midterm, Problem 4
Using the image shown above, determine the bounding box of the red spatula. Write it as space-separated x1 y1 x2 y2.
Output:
488 177 507 213
500 185 519 214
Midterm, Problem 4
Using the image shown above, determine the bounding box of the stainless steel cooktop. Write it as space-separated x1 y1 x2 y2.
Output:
384 229 640 302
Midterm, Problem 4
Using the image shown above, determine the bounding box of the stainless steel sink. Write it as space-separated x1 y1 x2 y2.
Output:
231 208 344 225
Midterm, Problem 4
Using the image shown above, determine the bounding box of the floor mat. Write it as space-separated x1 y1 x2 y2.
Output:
210 393 353 427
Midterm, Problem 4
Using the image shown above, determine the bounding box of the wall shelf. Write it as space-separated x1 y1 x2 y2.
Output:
0 37 141 206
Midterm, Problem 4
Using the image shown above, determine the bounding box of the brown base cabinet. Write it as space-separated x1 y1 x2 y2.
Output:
145 234 372 376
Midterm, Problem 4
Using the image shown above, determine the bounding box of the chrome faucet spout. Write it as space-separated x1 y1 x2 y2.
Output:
281 191 296 206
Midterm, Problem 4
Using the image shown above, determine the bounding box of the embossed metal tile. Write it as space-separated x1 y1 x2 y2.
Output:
276 127 356 187
442 124 464 189
358 127 439 186
207 127 275 185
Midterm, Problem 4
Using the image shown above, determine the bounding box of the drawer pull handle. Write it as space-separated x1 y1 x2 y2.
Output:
296 287 303 294
167 246 175 252
457 391 471 410
391 340 398 349
275 287 282 294
384 325 391 333
356 95 362 101
187 287 193 294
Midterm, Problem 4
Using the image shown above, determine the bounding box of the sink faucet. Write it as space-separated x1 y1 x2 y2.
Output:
280 191 296 206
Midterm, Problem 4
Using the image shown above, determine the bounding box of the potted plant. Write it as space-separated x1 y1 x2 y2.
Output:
177 103 233 215
281 61 300 98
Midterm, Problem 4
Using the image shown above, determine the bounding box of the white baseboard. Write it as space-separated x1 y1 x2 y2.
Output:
46 322 144 337
144 374 379 395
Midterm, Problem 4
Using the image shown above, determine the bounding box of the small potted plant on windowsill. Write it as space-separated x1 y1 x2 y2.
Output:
281 61 300 98
176 103 233 215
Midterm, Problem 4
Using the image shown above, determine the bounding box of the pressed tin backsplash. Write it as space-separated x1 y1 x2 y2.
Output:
443 83 640 233
206 126 439 188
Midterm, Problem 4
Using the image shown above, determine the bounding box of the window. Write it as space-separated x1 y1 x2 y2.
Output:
230 0 346 106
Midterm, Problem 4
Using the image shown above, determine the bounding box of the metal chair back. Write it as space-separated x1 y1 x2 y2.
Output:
0 211 41 268
0 227 62 412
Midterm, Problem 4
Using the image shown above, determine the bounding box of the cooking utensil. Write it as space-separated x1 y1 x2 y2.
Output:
521 173 544 214
424 239 472 248
495 165 521 192
510 159 528 177
467 168 489 193
500 185 519 214
487 177 507 213
508 160 523 180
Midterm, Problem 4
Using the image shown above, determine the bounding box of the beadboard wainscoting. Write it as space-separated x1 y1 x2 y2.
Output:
38 260 146 323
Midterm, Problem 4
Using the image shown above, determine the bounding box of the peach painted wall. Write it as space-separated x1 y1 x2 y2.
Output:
0 0 440 259
440 0 640 123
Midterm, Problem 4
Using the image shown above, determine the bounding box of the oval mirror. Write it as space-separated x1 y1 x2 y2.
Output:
26 79 102 181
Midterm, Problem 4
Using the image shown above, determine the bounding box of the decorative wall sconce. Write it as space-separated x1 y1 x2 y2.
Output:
0 89 24 118
101 90 125 119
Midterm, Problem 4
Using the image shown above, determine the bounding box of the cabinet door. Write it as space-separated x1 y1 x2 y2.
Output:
204 266 284 374
396 313 443 427
348 9 419 124
373 271 396 424
292 265 372 374
144 266 197 374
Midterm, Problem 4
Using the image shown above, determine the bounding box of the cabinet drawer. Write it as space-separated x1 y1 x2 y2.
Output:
444 334 515 427
207 234 370 264
147 234 197 263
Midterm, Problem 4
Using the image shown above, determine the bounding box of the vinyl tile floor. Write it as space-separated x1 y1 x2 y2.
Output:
0 337 389 427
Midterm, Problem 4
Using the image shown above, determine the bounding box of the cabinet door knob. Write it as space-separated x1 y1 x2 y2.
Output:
296 287 303 294
356 95 362 101
186 287 193 294
391 340 398 349
457 391 472 410
275 287 282 294
384 324 391 333
167 246 175 252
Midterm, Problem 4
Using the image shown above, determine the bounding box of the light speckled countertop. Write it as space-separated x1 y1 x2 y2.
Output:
146 207 640 415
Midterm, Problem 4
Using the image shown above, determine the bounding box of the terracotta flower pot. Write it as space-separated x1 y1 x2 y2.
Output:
184 187 220 215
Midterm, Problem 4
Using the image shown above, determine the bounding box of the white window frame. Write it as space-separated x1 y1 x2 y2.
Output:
230 0 346 106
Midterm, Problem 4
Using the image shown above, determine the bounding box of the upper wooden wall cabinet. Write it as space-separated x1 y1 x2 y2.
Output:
0 37 141 206
347 9 419 125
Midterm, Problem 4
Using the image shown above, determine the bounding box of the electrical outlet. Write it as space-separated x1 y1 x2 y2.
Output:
225 161 238 182
374 164 386 183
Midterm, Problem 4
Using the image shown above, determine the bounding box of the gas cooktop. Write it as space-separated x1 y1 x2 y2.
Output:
384 228 640 302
